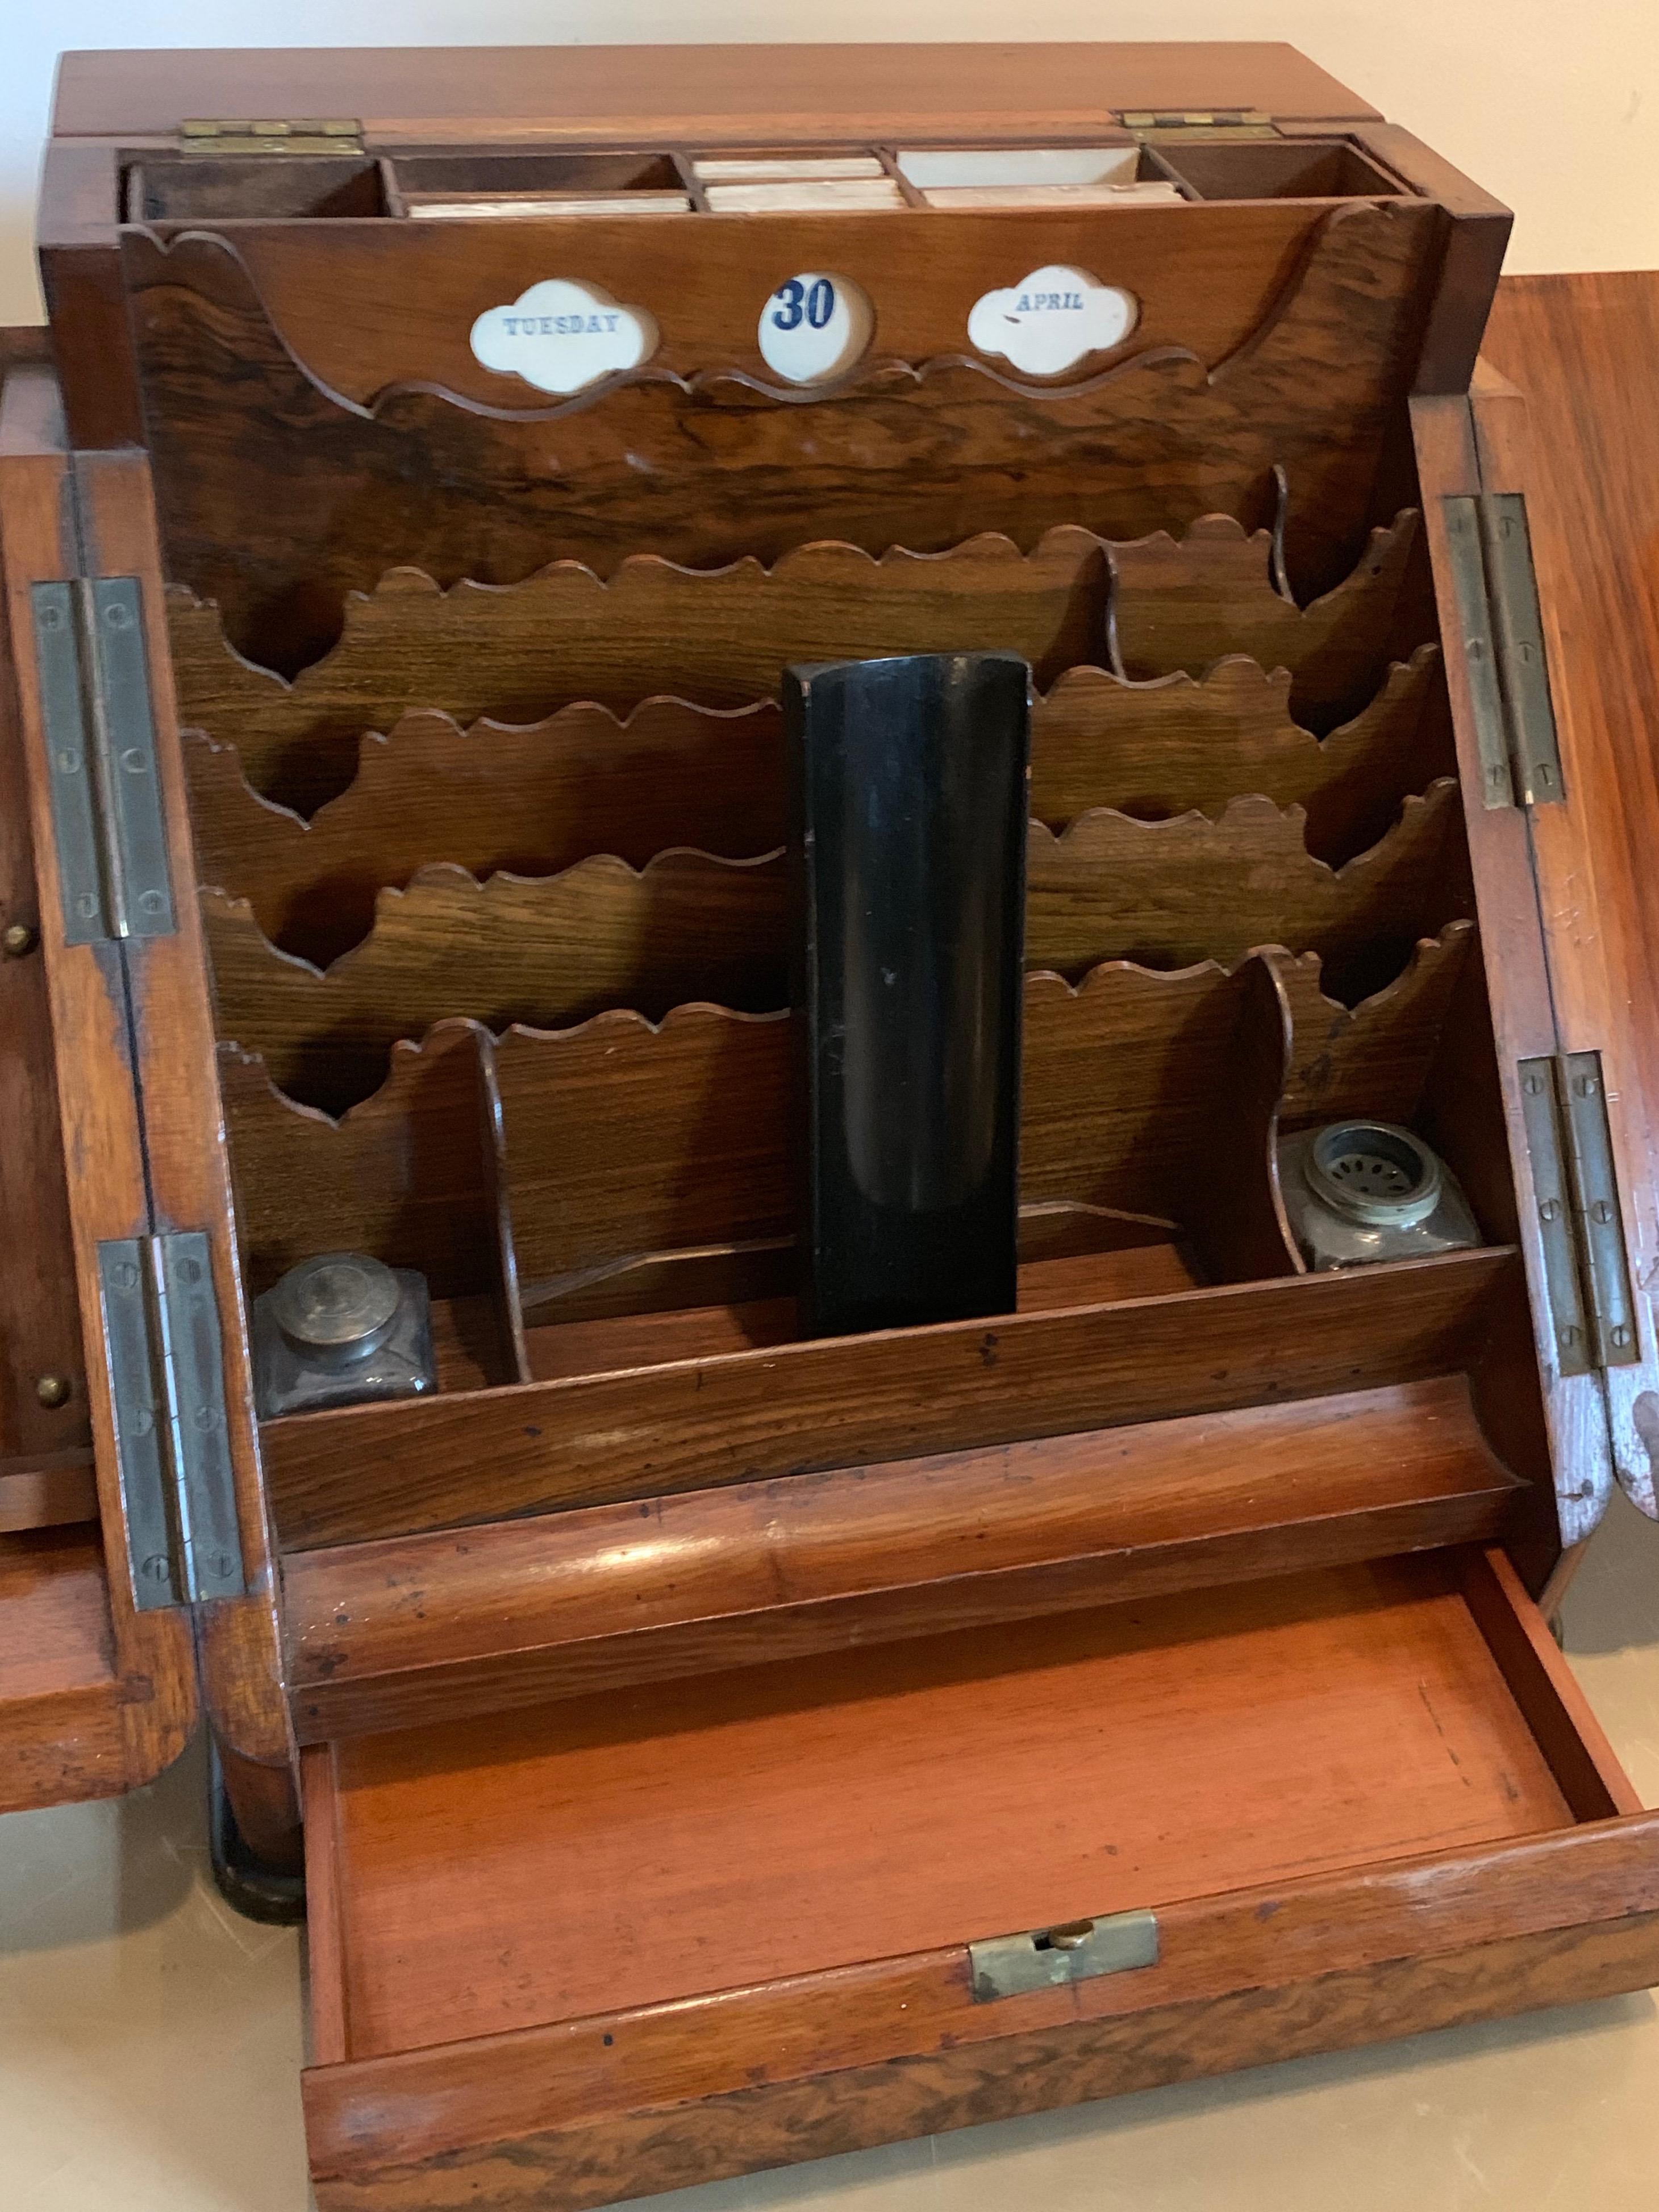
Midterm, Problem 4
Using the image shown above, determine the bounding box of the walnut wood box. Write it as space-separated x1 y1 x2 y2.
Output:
5 41 1659 2212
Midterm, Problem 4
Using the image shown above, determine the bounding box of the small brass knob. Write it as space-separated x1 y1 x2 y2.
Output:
35 1373 72 1409
3 922 38 959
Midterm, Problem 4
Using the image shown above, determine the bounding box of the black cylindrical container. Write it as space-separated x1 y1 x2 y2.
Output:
784 651 1031 1336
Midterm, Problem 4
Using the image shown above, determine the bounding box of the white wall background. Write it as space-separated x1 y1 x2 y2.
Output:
3 2 1657 326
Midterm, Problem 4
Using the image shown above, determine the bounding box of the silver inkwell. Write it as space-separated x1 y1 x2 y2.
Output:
252 1251 437 1418
1278 1120 1481 1271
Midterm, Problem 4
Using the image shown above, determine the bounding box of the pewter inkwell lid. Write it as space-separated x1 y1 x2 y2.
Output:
269 1252 402 1368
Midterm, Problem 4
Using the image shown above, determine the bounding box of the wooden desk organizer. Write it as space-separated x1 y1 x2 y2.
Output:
4 41 1659 2212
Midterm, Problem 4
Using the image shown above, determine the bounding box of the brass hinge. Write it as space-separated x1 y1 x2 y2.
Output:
98 1234 246 1611
1443 493 1566 811
1120 109 1278 138
31 578 175 947
969 1908 1159 2001
178 118 365 156
1518 1054 1639 1378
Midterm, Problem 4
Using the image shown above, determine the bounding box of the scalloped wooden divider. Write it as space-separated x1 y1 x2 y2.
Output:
496 1008 795 1319
1020 957 1298 1284
218 1021 524 1390
1025 778 1473 1005
1269 923 1478 1130
203 784 1472 1113
202 851 788 1113
167 505 1431 818
185 699 786 964
1109 507 1424 730
186 643 1451 960
130 200 1441 673
169 531 1109 813
1269 920 1518 1250
493 958 1299 1322
219 954 1306 1378
1033 644 1452 862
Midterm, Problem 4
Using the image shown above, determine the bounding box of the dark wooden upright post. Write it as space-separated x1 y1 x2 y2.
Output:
785 651 1030 1336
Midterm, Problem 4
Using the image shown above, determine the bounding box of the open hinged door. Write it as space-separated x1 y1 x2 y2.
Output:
0 349 298 1856
1413 290 1659 1566
0 334 177 1810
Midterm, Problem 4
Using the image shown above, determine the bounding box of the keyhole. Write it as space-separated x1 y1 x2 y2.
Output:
1033 1919 1094 1952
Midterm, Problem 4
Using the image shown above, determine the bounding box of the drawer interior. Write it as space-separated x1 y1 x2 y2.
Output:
305 1547 1638 2067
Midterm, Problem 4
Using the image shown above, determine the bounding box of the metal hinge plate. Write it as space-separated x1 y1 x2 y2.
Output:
969 1908 1159 2001
98 1233 246 1611
1443 493 1566 811
1518 1054 1639 1378
31 578 174 946
1120 110 1277 138
178 118 365 156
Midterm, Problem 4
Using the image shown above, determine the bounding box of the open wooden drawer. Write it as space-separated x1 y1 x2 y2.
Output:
301 1545 1659 2210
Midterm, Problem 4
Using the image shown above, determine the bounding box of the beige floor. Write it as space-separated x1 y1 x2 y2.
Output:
3 1504 1658 2212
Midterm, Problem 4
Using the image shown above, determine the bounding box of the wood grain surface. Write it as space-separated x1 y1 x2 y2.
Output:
166 507 1432 813
219 1022 508 1304
187 198 1356 413
306 1909 1659 2210
221 927 1492 1335
261 1247 1519 1547
185 643 1452 959
1036 643 1452 860
1410 389 1617 1551
185 697 785 959
1273 921 1476 1128
1108 507 1422 728
0 390 90 1473
203 774 1473 1113
222 953 1307 1326
1478 276 1659 1524
169 532 1109 804
202 852 788 1111
132 199 1438 672
314 1554 1574 2056
0 1525 131 1809
0 377 199 1802
70 447 301 1844
1025 779 1472 1002
283 1374 1522 1742
494 1007 794 1300
55 41 1381 139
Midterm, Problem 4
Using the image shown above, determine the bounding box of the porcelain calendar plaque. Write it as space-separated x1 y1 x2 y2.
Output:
470 278 658 396
966 265 1139 376
758 272 875 385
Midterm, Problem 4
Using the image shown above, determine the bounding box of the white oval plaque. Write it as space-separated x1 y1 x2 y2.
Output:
758 272 874 386
966 265 1139 377
470 278 658 396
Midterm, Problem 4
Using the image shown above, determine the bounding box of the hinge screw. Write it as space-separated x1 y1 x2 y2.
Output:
1522 1071 1545 1095
35 1372 72 1409
2 922 38 958
1540 1199 1561 1222
1611 1324 1633 1349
